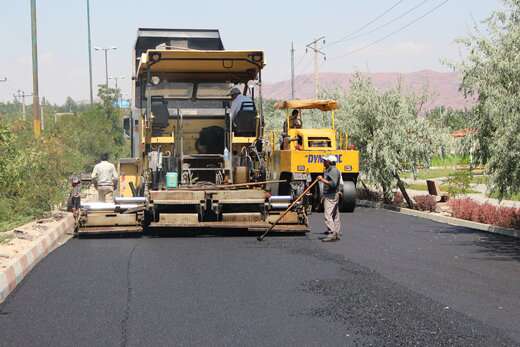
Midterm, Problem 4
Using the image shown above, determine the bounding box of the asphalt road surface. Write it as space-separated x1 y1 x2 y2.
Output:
1 207 519 346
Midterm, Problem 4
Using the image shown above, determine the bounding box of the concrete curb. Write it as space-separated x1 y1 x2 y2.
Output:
358 200 520 239
0 214 75 304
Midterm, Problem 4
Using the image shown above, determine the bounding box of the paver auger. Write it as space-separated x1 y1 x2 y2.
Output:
78 28 310 235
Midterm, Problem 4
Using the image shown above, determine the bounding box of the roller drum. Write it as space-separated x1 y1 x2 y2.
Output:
114 197 146 204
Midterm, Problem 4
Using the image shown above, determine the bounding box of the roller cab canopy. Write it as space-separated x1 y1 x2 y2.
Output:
137 49 265 82
274 99 338 111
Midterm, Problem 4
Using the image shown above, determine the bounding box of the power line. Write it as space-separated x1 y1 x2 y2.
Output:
294 52 307 69
329 0 451 61
327 0 406 47
329 0 432 47
305 37 327 98
297 59 327 96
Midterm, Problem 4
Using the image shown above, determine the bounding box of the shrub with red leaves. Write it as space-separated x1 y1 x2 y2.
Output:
496 208 516 228
393 192 404 206
449 198 477 220
357 189 382 202
414 195 437 212
478 203 498 225
513 210 520 230
449 198 520 230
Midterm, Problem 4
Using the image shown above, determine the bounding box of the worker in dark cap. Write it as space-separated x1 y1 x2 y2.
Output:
317 155 342 242
228 86 254 122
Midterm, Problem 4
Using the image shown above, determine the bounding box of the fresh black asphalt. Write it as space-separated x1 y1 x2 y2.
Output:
1 207 519 346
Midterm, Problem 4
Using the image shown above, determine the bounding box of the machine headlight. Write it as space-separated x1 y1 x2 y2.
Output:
344 165 352 171
150 52 161 62
151 76 161 85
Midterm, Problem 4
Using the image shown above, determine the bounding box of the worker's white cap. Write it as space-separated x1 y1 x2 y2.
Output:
324 155 337 163
228 86 242 96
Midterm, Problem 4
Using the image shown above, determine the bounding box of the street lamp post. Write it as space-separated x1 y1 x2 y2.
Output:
94 46 117 88
13 90 32 120
31 0 41 138
86 0 93 105
109 76 126 107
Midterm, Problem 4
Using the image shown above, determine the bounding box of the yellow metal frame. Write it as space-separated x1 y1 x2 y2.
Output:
119 159 141 198
273 98 359 176
284 108 335 132
275 150 360 174
232 136 257 144
138 49 265 77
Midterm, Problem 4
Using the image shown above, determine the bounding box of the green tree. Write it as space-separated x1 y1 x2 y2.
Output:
0 86 129 231
332 75 439 203
63 96 78 113
426 106 471 131
451 0 520 198
97 85 126 151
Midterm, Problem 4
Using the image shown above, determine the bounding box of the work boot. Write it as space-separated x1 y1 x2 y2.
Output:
321 235 339 242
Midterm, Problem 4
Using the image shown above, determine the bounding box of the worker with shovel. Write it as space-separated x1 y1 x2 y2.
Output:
317 155 342 242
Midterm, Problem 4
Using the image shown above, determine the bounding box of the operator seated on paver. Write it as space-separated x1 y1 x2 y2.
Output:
317 155 342 242
228 86 254 122
290 109 303 129
91 153 118 202
281 109 303 149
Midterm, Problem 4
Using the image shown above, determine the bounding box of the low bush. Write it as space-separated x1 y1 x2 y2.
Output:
449 198 476 221
393 192 404 206
414 195 437 212
0 87 128 232
357 188 382 202
446 170 474 197
449 198 520 229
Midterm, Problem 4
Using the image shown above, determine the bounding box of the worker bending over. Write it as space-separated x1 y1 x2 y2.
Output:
317 155 342 242
91 153 118 202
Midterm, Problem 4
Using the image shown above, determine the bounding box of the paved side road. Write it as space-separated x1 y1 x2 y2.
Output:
0 208 519 346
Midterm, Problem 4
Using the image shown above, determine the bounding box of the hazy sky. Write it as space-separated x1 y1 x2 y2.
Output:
0 0 501 104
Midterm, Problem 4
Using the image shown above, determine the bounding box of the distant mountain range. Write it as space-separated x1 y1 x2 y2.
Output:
263 70 473 111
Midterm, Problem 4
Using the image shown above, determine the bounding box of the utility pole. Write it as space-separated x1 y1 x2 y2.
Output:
86 0 94 105
109 76 126 108
290 42 295 99
109 76 126 90
306 36 326 99
14 90 32 120
95 46 117 88
41 99 44 130
31 0 41 138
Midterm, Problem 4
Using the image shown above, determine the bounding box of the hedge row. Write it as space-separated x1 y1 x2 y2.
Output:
449 198 520 230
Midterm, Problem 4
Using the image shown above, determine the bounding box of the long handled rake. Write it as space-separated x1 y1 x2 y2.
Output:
257 178 319 242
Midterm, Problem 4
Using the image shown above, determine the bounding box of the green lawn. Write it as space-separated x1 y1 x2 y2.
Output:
406 183 479 194
470 175 488 185
402 168 486 182
430 155 470 167
0 233 13 245
402 168 457 180
488 192 520 202
0 215 35 234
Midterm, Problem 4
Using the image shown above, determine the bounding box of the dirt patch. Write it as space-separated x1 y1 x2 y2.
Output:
0 212 69 270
